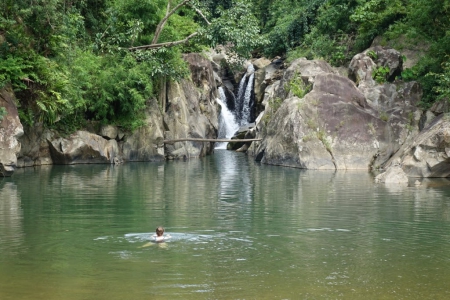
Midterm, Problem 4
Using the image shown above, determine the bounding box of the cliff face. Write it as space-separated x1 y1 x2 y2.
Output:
0 85 23 176
248 47 450 179
3 46 450 180
0 53 220 176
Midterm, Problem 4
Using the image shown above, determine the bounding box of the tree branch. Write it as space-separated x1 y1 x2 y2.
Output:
151 0 191 44
187 3 211 25
129 32 199 51
130 0 211 51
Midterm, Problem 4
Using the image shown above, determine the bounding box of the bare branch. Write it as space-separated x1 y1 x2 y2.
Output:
129 32 199 51
187 4 211 25
130 0 212 52
151 0 191 44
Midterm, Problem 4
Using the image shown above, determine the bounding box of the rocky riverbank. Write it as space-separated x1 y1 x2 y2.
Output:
2 47 450 183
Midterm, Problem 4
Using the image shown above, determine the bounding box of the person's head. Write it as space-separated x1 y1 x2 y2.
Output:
156 226 164 236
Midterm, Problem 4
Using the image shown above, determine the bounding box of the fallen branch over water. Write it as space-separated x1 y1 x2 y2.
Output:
163 138 262 144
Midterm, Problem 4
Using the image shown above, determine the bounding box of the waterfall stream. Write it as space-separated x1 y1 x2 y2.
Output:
215 64 255 149
216 87 239 149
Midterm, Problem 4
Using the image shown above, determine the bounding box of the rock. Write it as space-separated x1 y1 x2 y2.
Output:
0 85 24 176
100 125 118 140
383 115 450 177
252 57 271 70
349 47 403 93
254 68 267 109
121 100 165 162
284 58 335 87
348 52 377 89
375 166 409 184
17 124 54 167
48 130 119 164
371 35 429 69
257 72 387 169
236 144 249 152
429 99 449 115
164 54 219 159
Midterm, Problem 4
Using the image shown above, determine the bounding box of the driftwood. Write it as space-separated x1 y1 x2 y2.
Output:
163 138 262 144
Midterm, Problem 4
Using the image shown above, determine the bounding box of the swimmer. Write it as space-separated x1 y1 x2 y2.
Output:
140 226 171 248
152 226 171 242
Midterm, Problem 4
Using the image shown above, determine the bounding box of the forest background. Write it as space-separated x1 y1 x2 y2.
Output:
1 0 449 132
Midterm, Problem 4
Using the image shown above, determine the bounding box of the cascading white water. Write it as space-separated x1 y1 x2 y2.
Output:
240 71 254 126
215 64 255 149
215 87 239 149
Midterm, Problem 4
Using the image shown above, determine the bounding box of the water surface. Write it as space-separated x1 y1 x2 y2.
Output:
1 151 449 299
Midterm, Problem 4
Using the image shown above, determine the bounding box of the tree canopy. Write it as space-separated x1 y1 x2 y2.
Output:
0 0 266 129
1 0 449 130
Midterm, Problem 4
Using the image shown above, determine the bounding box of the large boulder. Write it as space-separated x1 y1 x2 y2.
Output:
371 35 429 69
383 115 450 178
121 100 165 162
17 124 54 167
0 86 24 176
163 53 219 159
349 47 404 107
375 165 409 184
349 46 403 86
48 130 119 164
256 73 388 169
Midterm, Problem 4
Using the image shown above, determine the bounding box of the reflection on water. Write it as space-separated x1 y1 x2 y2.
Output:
1 152 450 299
0 182 24 256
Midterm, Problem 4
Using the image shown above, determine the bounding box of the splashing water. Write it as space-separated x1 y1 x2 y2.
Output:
216 87 239 149
215 64 255 149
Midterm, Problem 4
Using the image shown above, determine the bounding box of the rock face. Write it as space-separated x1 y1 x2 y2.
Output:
48 130 119 164
17 124 54 167
13 52 219 167
0 86 24 176
256 72 387 169
381 115 450 178
164 53 218 159
375 165 409 184
251 48 423 171
121 101 165 162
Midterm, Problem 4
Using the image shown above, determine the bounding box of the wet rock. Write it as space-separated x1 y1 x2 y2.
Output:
100 125 118 140
0 85 24 176
375 165 408 184
48 131 119 164
17 122 56 168
164 53 219 159
121 101 165 162
383 115 450 177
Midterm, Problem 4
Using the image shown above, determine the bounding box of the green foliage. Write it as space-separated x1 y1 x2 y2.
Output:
205 0 268 60
372 65 390 84
367 50 378 60
379 110 389 122
429 58 450 101
65 50 155 129
262 0 326 56
317 129 332 152
261 97 283 125
350 0 407 49
0 55 32 90
0 107 7 122
286 74 311 98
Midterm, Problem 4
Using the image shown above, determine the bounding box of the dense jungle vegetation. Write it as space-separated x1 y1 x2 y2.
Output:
1 0 449 130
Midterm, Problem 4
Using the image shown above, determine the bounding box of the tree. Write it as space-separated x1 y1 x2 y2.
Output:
127 0 267 60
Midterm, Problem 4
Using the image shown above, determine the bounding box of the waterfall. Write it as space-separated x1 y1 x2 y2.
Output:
216 87 239 149
215 64 255 149
240 71 254 126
